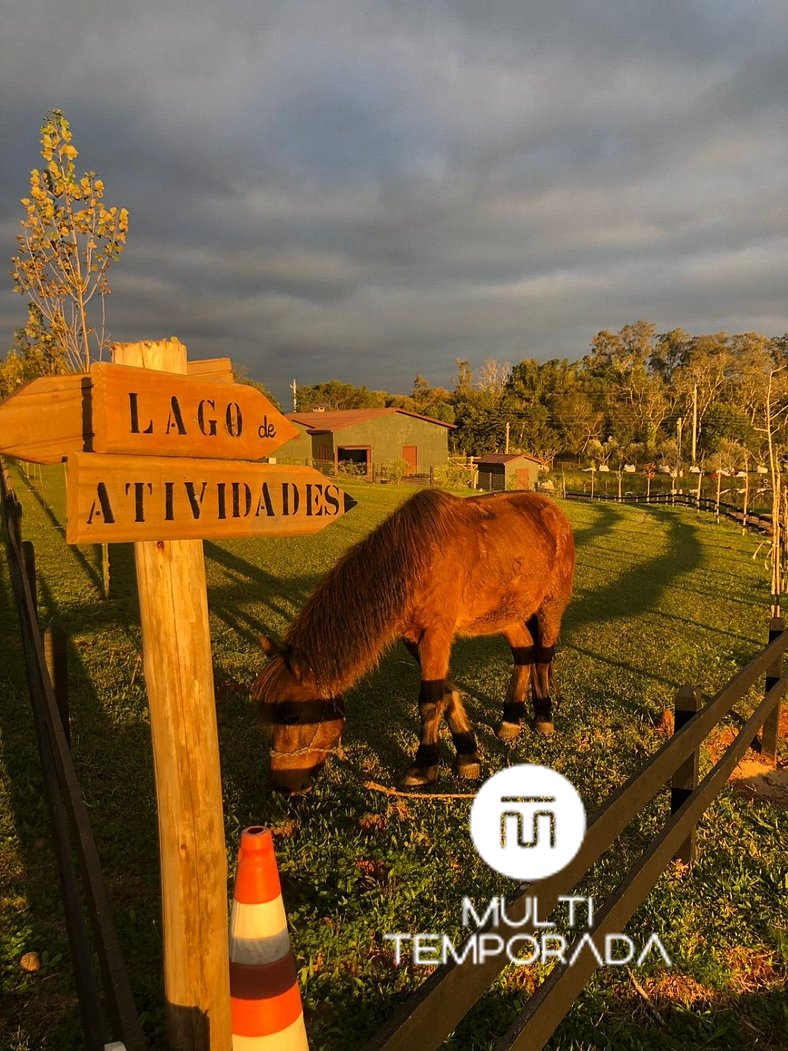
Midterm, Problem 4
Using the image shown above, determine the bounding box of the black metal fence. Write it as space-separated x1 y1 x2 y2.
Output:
364 623 786 1051
1 458 146 1051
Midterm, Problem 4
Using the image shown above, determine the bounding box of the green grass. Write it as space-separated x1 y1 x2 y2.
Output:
0 463 786 1050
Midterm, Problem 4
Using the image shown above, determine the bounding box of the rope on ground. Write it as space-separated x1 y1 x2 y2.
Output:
363 779 476 800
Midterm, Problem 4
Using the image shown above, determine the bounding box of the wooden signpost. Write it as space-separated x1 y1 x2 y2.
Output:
0 359 298 463
0 336 357 1051
66 454 356 544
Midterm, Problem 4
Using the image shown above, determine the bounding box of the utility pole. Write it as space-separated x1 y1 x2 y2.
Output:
291 378 298 413
505 421 510 454
691 384 698 466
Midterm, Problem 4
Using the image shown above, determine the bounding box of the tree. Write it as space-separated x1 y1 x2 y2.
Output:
754 366 788 613
11 109 129 372
409 375 455 423
294 380 388 411
477 358 511 396
585 322 668 450
675 332 732 453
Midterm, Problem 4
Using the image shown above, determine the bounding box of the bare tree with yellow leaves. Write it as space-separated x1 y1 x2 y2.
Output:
11 109 129 373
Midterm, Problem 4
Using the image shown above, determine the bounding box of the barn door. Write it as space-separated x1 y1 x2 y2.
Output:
402 446 418 475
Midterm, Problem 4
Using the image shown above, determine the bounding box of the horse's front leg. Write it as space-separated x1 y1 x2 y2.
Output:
402 629 450 786
443 684 481 779
496 620 535 742
402 634 481 783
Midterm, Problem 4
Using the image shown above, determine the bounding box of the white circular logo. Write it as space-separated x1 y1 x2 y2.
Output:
470 764 586 879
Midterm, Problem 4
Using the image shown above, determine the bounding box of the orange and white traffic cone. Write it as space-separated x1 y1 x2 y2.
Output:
229 826 310 1049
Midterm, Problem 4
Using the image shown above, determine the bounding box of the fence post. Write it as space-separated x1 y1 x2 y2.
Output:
670 684 702 866
762 616 785 765
21 540 37 623
101 543 111 599
44 623 70 747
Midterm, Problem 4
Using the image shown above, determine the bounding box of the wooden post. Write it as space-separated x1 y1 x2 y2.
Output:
21 540 37 623
101 543 111 599
670 685 702 866
762 616 785 765
44 623 70 747
112 338 232 1049
715 471 722 524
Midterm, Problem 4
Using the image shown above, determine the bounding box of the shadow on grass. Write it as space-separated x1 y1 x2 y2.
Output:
567 509 704 634
0 520 165 1046
443 974 788 1051
13 464 105 594
570 501 622 549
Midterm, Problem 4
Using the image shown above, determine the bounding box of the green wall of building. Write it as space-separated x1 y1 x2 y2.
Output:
275 413 450 473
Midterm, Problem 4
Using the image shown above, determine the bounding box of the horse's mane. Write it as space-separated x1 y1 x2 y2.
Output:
257 488 463 699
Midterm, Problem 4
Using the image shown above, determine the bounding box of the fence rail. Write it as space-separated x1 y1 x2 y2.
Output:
365 621 786 1051
0 458 146 1051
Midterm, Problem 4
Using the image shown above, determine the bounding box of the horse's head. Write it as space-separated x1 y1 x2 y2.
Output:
252 635 346 793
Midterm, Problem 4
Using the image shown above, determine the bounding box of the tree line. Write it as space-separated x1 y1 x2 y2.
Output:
294 322 788 474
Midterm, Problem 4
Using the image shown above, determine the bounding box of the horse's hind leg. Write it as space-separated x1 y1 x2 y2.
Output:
531 603 567 736
496 620 535 742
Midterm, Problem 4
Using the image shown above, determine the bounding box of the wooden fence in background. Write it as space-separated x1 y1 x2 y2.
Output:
565 488 773 535
1 458 146 1051
365 622 786 1051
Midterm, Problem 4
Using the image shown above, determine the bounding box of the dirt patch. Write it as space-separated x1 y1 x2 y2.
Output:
729 761 788 803
705 722 788 804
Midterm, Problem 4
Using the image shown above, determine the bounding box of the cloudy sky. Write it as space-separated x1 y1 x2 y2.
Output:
1 1 786 403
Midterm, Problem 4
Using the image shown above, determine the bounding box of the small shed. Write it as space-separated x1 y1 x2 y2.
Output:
475 453 543 492
277 408 454 478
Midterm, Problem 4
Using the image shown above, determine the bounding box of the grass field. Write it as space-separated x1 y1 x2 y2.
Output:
1 462 786 1050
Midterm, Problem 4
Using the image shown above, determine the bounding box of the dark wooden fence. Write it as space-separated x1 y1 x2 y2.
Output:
0 459 146 1050
365 624 786 1050
565 488 773 535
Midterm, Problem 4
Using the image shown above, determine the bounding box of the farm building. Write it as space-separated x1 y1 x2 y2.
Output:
475 452 543 491
276 408 454 477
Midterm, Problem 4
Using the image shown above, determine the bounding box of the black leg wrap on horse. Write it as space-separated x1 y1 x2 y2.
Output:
419 679 446 704
451 730 477 756
502 701 527 723
533 697 553 721
533 644 556 663
414 743 440 767
510 646 535 666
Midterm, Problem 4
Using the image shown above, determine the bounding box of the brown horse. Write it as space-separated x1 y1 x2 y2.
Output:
253 487 574 792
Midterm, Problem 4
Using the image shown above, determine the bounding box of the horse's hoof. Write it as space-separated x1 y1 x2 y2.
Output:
455 755 482 779
535 720 555 736
496 720 522 743
402 764 440 787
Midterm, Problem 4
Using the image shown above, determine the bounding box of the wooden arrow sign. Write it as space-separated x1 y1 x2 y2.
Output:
65 453 358 544
0 363 298 464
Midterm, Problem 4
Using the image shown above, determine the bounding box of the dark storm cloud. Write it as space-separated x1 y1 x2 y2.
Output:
1 0 786 401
